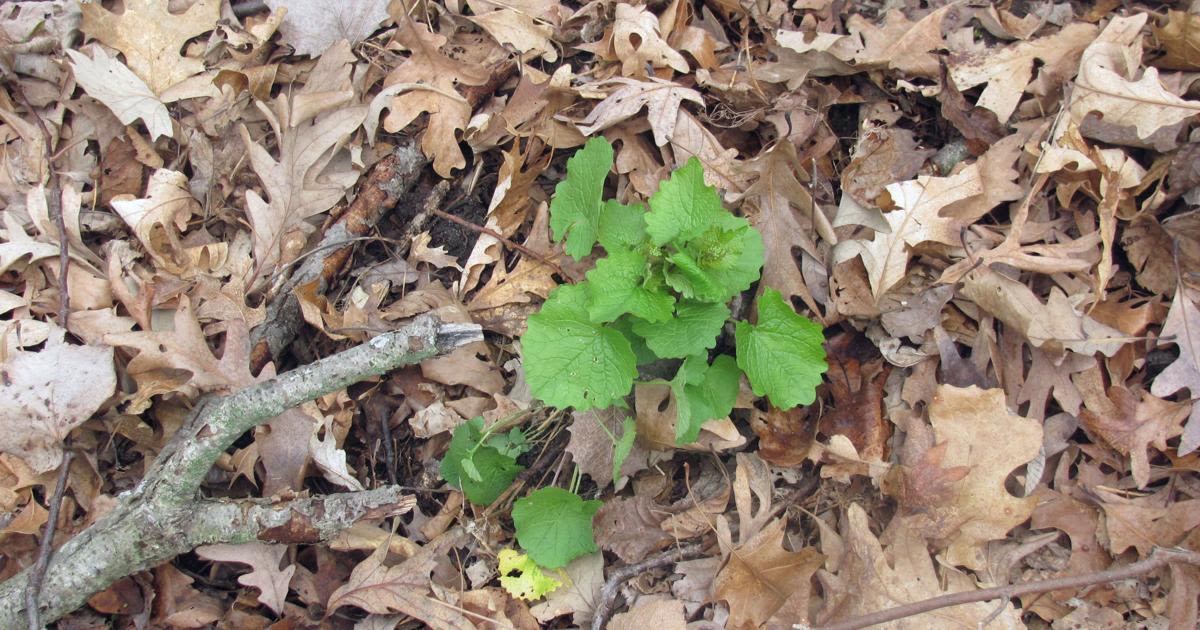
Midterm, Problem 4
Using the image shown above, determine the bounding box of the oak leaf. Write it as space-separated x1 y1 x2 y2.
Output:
836 167 980 298
577 78 704 148
819 504 1024 628
949 23 1096 123
239 48 366 273
712 519 823 630
611 3 689 77
1154 10 1200 70
1151 289 1200 454
469 8 557 62
379 20 491 177
1095 487 1200 557
109 169 198 276
1076 367 1188 488
608 598 687 630
1070 14 1200 142
265 0 391 57
327 530 474 628
529 552 603 625
104 297 261 412
915 385 1042 570
196 542 295 615
735 142 828 317
65 47 172 140
80 0 219 95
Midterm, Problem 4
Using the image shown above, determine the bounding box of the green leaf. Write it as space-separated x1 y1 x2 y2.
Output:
612 417 636 483
632 300 729 359
735 288 827 409
609 317 659 365
586 248 675 323
645 157 725 246
550 137 614 260
597 200 647 251
487 427 531 459
512 487 602 569
498 549 561 601
441 418 525 505
672 354 740 444
664 218 764 303
523 284 638 410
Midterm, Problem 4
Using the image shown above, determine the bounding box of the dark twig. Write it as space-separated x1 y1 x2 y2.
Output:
590 543 707 630
231 0 267 17
25 451 73 630
812 547 1200 630
429 207 565 276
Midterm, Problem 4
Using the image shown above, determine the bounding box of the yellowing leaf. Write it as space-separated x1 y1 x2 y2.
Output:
497 549 561 601
65 47 172 140
80 0 219 95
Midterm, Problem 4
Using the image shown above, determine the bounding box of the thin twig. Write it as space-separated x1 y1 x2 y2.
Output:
590 543 707 630
13 88 69 329
810 547 1200 630
25 451 73 630
429 207 565 276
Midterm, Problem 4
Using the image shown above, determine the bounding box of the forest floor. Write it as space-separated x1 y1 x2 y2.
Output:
3 0 1200 628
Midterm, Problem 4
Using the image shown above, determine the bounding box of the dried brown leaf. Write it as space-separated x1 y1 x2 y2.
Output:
80 0 218 95
0 327 115 473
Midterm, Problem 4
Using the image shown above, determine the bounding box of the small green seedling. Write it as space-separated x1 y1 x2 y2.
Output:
441 138 828 586
524 137 828 443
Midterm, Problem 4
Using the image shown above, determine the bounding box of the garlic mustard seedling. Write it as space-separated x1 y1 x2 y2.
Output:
525 136 828 444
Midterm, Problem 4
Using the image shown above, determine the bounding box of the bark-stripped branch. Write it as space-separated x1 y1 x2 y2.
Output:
0 315 480 627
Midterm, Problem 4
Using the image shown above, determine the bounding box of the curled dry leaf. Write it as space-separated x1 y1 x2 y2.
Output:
109 169 197 276
1070 14 1200 143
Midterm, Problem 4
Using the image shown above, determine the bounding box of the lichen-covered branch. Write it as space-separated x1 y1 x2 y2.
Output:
0 316 481 627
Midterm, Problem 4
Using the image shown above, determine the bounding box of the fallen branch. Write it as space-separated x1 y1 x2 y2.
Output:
249 140 428 371
0 315 481 627
810 546 1200 630
591 543 707 630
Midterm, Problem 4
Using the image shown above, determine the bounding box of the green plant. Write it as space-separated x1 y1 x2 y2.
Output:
523 136 828 443
441 139 828 588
